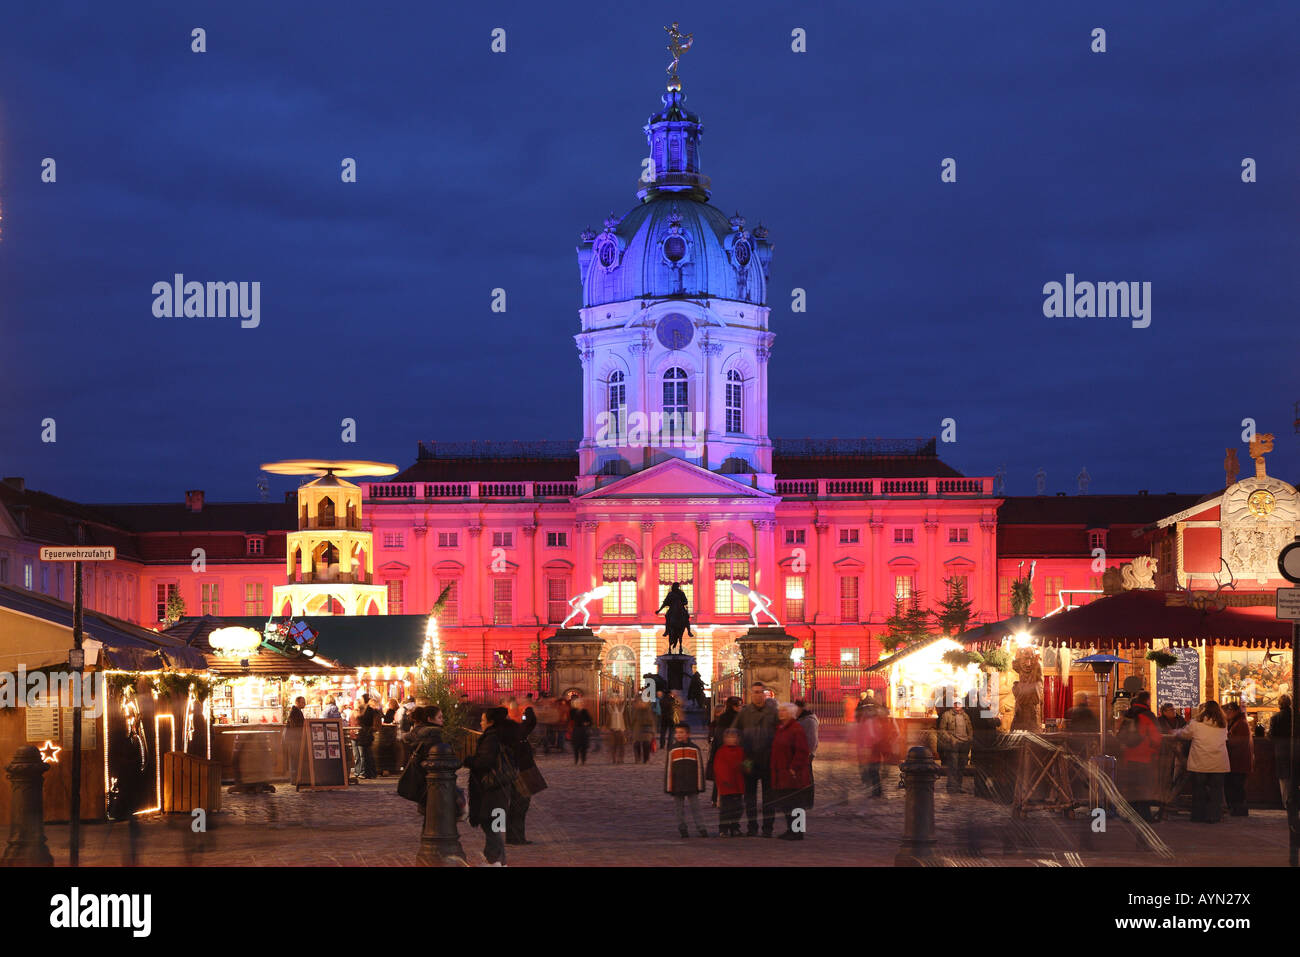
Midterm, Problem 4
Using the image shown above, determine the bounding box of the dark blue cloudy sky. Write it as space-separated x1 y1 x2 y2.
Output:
1 1 1297 503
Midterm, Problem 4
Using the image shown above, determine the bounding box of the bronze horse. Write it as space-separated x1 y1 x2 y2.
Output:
657 582 694 654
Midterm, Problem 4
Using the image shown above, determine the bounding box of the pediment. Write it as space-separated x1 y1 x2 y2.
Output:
579 458 773 501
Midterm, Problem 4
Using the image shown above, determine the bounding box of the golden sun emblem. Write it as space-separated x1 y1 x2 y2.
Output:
1247 489 1275 517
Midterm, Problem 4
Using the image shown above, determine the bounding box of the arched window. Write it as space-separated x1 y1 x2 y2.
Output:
658 542 695 611
713 542 751 615
318 496 336 528
608 371 626 440
601 543 638 616
726 370 744 434
607 645 638 683
663 366 688 419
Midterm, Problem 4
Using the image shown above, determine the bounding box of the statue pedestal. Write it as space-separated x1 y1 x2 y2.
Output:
545 629 605 700
736 627 797 703
654 653 696 697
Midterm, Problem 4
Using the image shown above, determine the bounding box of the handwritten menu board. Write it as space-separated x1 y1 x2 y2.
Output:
1156 646 1200 713
297 718 347 790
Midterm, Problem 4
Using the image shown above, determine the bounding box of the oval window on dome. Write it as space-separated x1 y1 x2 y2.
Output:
663 235 687 263
733 240 752 267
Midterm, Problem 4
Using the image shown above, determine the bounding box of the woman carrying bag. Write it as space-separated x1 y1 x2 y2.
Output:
464 707 517 865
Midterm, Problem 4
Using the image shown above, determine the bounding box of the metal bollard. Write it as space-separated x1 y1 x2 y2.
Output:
895 745 943 867
2 746 54 866
417 742 467 866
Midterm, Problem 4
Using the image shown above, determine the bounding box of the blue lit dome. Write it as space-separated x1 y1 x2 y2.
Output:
578 90 773 308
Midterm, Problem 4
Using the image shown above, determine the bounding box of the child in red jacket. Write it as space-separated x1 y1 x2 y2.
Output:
712 728 746 836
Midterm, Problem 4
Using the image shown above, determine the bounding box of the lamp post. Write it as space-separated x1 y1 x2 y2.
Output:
1073 653 1130 758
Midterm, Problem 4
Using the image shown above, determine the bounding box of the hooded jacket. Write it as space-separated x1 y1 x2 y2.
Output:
770 719 812 791
664 738 705 795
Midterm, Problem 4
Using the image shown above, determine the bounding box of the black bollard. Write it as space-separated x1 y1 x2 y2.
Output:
2 746 54 866
895 745 943 867
417 742 467 866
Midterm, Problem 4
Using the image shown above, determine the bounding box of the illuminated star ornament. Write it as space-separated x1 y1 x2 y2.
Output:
38 740 62 763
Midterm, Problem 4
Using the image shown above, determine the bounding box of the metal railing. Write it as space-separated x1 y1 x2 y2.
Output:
364 481 578 501
795 666 888 727
774 476 993 498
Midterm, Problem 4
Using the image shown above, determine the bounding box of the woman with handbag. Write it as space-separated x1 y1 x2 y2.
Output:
397 707 444 813
464 707 516 865
505 704 546 845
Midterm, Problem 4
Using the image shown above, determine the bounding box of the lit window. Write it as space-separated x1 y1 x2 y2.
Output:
244 582 264 616
947 575 969 599
893 528 914 544
200 582 220 615
713 543 751 615
386 579 404 614
839 528 860 545
492 578 513 625
657 542 694 610
382 532 405 549
547 577 569 623
608 371 626 438
602 544 638 616
725 370 743 434
24 560 33 590
784 575 805 622
784 529 805 545
840 576 859 622
998 576 1012 617
840 648 860 667
1089 529 1107 550
492 531 514 549
155 583 179 622
663 368 689 438
437 532 459 548
948 528 968 543
546 531 568 548
894 575 915 601
437 579 459 626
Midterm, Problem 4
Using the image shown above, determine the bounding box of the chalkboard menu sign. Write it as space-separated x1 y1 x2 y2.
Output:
1156 646 1200 713
297 718 348 790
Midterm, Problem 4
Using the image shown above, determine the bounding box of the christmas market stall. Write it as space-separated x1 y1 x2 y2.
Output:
0 584 211 824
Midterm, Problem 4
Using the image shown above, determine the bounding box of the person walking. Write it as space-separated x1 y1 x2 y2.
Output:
706 696 742 806
354 693 379 779
284 696 306 784
607 695 627 764
713 728 745 836
855 694 898 797
570 696 594 765
795 699 819 810
732 682 779 837
1223 702 1254 816
657 691 676 750
1270 694 1293 807
464 708 516 865
632 697 656 764
397 706 444 814
1156 702 1189 818
771 703 812 841
664 723 708 838
504 705 543 845
937 699 974 794
1175 701 1230 823
553 696 571 754
1116 690 1162 822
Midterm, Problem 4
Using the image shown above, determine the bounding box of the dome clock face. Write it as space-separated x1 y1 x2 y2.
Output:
656 314 694 350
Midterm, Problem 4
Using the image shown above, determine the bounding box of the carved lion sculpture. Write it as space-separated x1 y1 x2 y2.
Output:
1121 555 1158 590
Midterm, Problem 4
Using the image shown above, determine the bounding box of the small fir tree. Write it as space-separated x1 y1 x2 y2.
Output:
882 593 932 652
933 576 975 636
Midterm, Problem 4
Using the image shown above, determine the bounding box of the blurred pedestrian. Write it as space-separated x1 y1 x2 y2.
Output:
607 695 627 764
1270 694 1293 806
284 696 306 784
771 702 811 840
632 697 656 764
938 699 974 794
732 682 779 836
1224 702 1254 816
570 696 593 765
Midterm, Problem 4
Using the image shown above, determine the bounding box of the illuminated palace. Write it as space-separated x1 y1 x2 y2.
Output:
0 57 1277 690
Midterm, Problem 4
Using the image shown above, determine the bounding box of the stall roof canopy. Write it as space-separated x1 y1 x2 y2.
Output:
1022 590 1291 649
864 634 957 673
167 615 431 670
0 584 209 671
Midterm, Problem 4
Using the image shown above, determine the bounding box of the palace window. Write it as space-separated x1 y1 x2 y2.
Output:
24 560 33 590
663 367 689 436
547 577 569 624
840 648 860 668
1088 529 1108 550
437 579 459 626
1044 576 1065 614
601 543 638 616
437 532 458 548
998 576 1012 617
840 576 860 622
56 567 65 600
41 565 49 594
784 574 805 622
946 575 969 599
492 531 513 549
839 528 860 545
246 536 265 556
155 583 179 622
948 528 968 543
894 528 914 544
725 370 744 434
244 582 264 616
382 532 404 549
200 582 220 615
658 542 695 610
713 543 751 616
386 579 404 615
894 575 915 602
784 529 805 545
546 531 568 548
608 371 626 438
492 578 513 625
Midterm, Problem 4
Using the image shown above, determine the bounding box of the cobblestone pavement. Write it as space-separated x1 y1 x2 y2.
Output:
38 739 1296 867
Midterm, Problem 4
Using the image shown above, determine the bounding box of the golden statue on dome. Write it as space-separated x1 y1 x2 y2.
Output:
665 22 693 91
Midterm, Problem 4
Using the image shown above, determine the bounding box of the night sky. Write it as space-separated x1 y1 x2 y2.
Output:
1 1 1297 504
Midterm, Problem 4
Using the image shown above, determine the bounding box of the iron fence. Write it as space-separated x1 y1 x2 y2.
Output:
796 666 888 727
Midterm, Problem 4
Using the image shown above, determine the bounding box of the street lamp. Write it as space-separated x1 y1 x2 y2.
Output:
1073 652 1130 757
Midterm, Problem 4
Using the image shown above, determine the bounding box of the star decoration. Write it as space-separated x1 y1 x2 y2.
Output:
38 740 61 763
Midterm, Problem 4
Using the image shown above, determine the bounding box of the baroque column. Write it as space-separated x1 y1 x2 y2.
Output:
465 524 483 626
640 520 657 619
695 520 712 621
520 524 538 626
812 520 829 623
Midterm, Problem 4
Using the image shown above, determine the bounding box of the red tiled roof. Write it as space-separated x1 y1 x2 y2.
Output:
996 493 1207 526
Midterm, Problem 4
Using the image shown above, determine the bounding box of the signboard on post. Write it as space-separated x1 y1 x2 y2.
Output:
1278 589 1300 621
297 718 348 790
38 547 116 562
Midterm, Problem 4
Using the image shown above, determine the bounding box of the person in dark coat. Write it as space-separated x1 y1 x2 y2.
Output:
1223 702 1254 816
657 691 677 749
354 693 379 779
1117 690 1162 822
706 696 743 805
1270 694 1293 807
771 703 812 840
687 668 707 712
502 705 541 844
464 707 514 865
284 696 306 784
399 706 444 813
1155 702 1189 818
664 723 708 838
569 697 593 765
732 683 779 836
